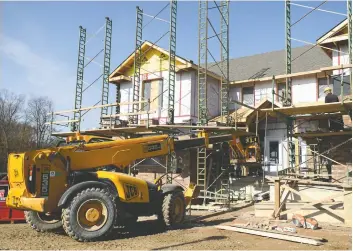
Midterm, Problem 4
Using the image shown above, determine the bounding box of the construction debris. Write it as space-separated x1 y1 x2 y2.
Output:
274 226 297 233
216 225 325 246
292 214 319 230
253 191 270 201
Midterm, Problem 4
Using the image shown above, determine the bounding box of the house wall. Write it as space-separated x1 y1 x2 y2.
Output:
255 81 272 106
259 120 288 174
190 71 198 123
291 75 317 104
207 77 221 119
332 43 350 76
229 87 241 110
118 82 133 121
117 70 201 125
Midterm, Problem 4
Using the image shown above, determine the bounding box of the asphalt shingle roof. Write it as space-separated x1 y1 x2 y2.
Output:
208 45 332 82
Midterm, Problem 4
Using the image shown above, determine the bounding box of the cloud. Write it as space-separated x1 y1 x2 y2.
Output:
0 34 76 105
0 33 102 130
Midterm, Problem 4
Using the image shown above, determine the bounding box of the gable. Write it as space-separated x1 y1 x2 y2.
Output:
109 41 193 82
124 47 187 77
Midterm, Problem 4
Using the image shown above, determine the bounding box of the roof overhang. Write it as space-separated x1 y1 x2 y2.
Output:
317 19 348 45
230 64 352 86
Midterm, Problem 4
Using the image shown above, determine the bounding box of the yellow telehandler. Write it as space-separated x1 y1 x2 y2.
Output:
6 132 242 241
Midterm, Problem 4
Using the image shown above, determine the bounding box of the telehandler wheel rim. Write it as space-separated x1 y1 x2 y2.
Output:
37 213 60 224
172 197 185 223
77 199 108 232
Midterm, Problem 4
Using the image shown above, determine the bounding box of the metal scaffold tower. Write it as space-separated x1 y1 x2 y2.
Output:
132 7 143 124
285 0 292 107
197 0 208 199
284 0 295 172
129 2 178 183
72 26 87 132
197 0 230 203
100 17 113 122
167 0 177 125
279 0 353 174
220 0 230 126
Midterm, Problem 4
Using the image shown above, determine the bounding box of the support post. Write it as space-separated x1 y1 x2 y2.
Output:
287 118 295 172
295 138 300 174
274 177 281 219
272 75 275 111
72 26 86 132
263 112 268 183
132 7 143 124
116 84 120 115
100 17 113 124
343 186 352 226
341 68 344 104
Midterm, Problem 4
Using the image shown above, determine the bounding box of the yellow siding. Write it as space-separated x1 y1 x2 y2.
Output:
125 48 186 77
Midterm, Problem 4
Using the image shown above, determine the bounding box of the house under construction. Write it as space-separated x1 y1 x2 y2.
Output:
50 0 352 224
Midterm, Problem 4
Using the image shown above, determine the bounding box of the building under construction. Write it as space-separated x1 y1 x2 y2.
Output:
49 0 352 225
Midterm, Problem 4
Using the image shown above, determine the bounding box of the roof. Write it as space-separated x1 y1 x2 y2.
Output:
109 41 192 81
211 99 281 124
317 19 348 44
208 45 332 82
109 40 221 83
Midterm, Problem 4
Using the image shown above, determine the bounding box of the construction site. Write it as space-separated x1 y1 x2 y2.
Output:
1 0 352 250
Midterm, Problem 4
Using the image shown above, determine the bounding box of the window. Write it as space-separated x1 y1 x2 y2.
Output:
332 75 351 97
242 86 254 106
318 75 351 100
269 141 279 164
318 77 333 100
277 82 286 103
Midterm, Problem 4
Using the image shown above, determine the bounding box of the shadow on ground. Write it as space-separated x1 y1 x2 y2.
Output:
151 236 228 250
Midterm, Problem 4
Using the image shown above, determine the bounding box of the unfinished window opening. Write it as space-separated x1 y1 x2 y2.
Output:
142 81 151 111
242 86 254 107
277 82 286 103
332 74 351 97
318 75 350 100
269 141 279 164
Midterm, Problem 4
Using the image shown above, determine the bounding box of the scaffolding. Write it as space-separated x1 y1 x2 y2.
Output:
126 1 179 183
197 0 231 204
68 18 113 132
47 1 352 208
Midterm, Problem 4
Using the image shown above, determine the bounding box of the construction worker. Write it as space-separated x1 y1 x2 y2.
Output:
324 87 344 132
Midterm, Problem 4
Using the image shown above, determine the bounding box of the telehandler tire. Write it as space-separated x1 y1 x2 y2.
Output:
160 190 186 228
24 211 62 232
62 187 117 242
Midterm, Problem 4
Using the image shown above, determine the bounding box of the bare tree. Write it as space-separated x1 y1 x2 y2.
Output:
0 89 26 171
26 96 54 149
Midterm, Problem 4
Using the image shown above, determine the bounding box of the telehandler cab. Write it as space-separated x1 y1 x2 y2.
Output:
5 132 240 241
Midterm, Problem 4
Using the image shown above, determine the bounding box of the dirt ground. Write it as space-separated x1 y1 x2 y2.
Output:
0 204 351 250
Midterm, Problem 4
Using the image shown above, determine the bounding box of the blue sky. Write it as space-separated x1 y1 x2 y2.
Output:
0 1 348 130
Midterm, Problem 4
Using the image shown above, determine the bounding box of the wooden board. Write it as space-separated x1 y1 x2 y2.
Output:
261 101 352 116
216 226 323 246
293 130 352 138
266 176 350 188
52 125 252 138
